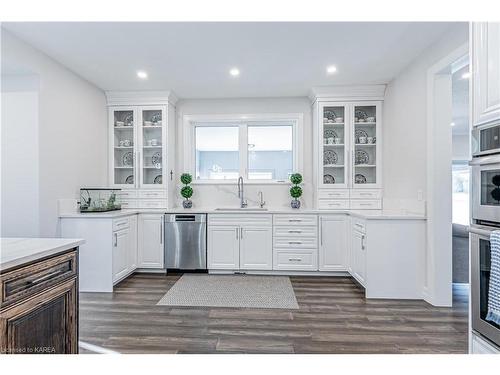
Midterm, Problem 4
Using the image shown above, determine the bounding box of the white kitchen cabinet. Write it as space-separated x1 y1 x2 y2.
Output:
472 22 500 126
112 228 130 283
312 95 383 210
138 214 164 269
106 91 177 208
351 224 367 286
207 225 240 269
319 215 348 271
207 214 273 271
240 227 272 270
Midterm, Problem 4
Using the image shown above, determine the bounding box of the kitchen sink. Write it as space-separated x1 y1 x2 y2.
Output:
215 207 268 212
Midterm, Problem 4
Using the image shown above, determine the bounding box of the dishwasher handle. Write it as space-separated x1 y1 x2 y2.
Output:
164 214 206 223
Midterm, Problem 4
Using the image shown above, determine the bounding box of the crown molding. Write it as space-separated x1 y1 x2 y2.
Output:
105 90 178 106
308 84 387 103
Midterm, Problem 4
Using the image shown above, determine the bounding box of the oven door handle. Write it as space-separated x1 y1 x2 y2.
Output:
469 154 500 166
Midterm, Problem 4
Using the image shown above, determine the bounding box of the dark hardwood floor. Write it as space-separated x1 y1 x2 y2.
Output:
79 274 468 354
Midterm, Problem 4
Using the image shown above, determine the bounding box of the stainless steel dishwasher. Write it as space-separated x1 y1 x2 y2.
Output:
164 213 207 270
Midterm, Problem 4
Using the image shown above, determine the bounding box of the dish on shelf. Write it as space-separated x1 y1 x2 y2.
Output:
123 113 134 126
324 110 336 121
355 150 369 165
324 129 338 139
323 174 335 184
122 151 134 167
125 175 134 184
355 110 367 121
115 121 124 127
144 121 153 126
151 113 162 123
366 116 376 122
355 174 367 184
154 175 163 184
152 152 162 166
354 129 369 143
323 150 338 165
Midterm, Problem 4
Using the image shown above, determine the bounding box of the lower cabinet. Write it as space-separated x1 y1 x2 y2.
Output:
0 250 79 354
207 216 273 271
138 214 164 269
351 225 367 286
208 225 240 269
112 228 130 283
319 215 348 271
240 227 273 270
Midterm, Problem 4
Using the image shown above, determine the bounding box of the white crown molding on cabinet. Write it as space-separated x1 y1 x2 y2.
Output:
105 90 178 106
308 85 387 103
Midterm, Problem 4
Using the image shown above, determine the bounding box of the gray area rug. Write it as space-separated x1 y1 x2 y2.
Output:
157 274 299 309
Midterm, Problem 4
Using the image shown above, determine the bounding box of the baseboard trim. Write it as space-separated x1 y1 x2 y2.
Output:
208 269 350 277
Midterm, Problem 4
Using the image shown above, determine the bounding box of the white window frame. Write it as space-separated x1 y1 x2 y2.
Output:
182 113 303 184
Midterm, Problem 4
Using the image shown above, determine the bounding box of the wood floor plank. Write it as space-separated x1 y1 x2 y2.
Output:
79 274 468 354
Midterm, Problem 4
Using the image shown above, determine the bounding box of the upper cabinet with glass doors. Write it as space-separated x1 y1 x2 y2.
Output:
319 103 349 188
111 107 137 187
139 107 166 187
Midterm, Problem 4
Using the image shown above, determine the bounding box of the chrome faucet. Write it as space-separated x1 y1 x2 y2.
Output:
258 191 266 208
237 176 247 208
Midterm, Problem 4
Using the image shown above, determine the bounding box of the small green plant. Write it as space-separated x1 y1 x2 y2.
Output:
180 173 193 208
289 173 303 209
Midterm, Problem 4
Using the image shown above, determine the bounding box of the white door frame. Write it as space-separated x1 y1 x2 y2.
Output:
425 43 468 307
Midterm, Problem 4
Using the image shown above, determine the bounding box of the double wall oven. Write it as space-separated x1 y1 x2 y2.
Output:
470 125 500 349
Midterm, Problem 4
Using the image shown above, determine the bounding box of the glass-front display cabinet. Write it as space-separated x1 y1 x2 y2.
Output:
352 102 381 188
109 106 167 189
318 103 349 188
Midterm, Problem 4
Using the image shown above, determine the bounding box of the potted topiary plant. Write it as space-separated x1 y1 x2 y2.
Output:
180 173 193 209
289 173 303 209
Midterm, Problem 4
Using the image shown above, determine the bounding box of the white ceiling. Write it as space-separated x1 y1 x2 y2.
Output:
2 22 463 99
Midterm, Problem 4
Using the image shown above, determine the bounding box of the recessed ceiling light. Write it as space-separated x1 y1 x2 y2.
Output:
450 122 456 127
461 72 471 79
229 68 240 77
326 65 337 74
137 70 148 79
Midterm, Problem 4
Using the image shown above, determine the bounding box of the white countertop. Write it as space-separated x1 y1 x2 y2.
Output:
0 237 85 271
59 208 425 220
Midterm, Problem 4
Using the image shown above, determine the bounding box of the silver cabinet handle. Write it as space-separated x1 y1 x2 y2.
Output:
361 234 365 250
320 217 323 246
289 219 302 222
288 241 302 245
240 227 243 239
236 228 239 240
288 230 302 233
114 232 118 247
288 258 302 262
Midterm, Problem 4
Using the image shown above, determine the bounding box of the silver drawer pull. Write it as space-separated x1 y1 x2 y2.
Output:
288 258 302 262
288 219 302 222
355 223 364 228
115 221 127 227
29 270 64 285
288 241 302 245
288 230 302 233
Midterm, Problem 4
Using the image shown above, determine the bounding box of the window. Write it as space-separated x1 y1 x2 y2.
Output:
452 161 470 225
188 115 300 182
247 125 293 180
195 126 239 180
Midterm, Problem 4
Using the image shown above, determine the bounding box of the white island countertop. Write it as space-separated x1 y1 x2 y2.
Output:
0 238 85 271
59 208 425 220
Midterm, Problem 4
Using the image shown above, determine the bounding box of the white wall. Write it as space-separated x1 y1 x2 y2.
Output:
1 76 39 237
175 98 312 209
1 29 107 237
383 24 469 214
452 134 470 160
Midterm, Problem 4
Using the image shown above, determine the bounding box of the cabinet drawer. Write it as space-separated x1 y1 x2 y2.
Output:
274 236 318 249
318 189 349 199
138 199 167 209
1 250 77 307
273 215 317 226
318 199 349 210
209 214 272 227
274 250 318 271
273 226 317 238
350 190 382 200
121 199 138 209
350 199 381 210
113 217 130 231
138 190 166 199
117 190 138 199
